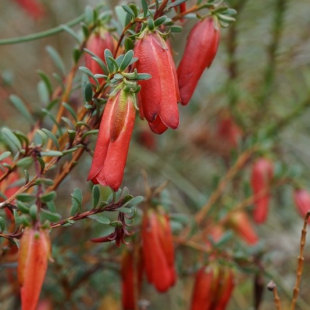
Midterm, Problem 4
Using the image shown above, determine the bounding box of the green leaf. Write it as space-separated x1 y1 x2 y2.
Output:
41 108 63 135
154 16 167 27
0 151 11 162
84 49 109 75
73 48 82 64
136 73 151 80
46 201 57 213
124 37 134 52
121 196 144 208
92 185 100 208
46 46 66 76
0 217 5 232
16 157 33 168
84 83 93 102
40 151 63 157
167 0 187 9
9 95 34 123
119 50 134 71
62 102 78 122
61 117 75 130
1 127 22 151
170 26 183 33
141 0 148 17
82 129 99 139
42 128 60 150
122 4 135 17
70 188 83 216
16 194 36 203
88 213 110 224
84 5 94 24
60 25 81 43
40 191 57 203
104 49 115 73
40 208 61 222
34 178 54 186
118 206 134 214
17 201 30 213
36 156 45 173
37 80 50 105
37 70 53 96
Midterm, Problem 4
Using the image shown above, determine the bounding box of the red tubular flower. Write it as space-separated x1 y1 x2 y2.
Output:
121 249 143 310
13 0 45 19
190 265 219 310
134 31 180 134
217 114 242 149
85 29 116 84
18 227 51 310
141 208 176 292
227 211 259 245
251 158 273 223
177 17 220 105
293 189 310 222
172 0 186 16
0 159 20 219
212 268 235 310
87 89 136 191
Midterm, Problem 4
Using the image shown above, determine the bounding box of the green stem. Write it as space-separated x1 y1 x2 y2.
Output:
0 14 85 45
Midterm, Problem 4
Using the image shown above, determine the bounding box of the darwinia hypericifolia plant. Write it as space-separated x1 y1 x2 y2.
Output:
0 1 240 309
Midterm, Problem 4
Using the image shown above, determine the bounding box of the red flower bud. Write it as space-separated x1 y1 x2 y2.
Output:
121 249 143 310
85 29 116 84
134 31 180 134
141 208 176 292
190 265 219 310
227 211 259 245
293 189 310 223
251 158 273 223
88 90 136 191
13 0 45 19
177 17 220 105
18 227 51 310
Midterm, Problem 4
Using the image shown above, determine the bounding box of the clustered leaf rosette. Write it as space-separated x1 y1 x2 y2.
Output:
177 16 220 105
251 157 273 224
18 227 51 310
87 88 136 191
293 189 310 223
190 264 235 310
133 29 180 134
141 207 176 292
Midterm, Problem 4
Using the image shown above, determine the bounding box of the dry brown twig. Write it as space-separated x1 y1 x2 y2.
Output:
268 280 282 310
290 211 310 310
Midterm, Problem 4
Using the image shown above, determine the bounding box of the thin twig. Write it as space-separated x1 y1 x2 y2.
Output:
267 280 282 310
290 211 310 310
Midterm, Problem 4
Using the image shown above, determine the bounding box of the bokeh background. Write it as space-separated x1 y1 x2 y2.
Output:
1 0 310 309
